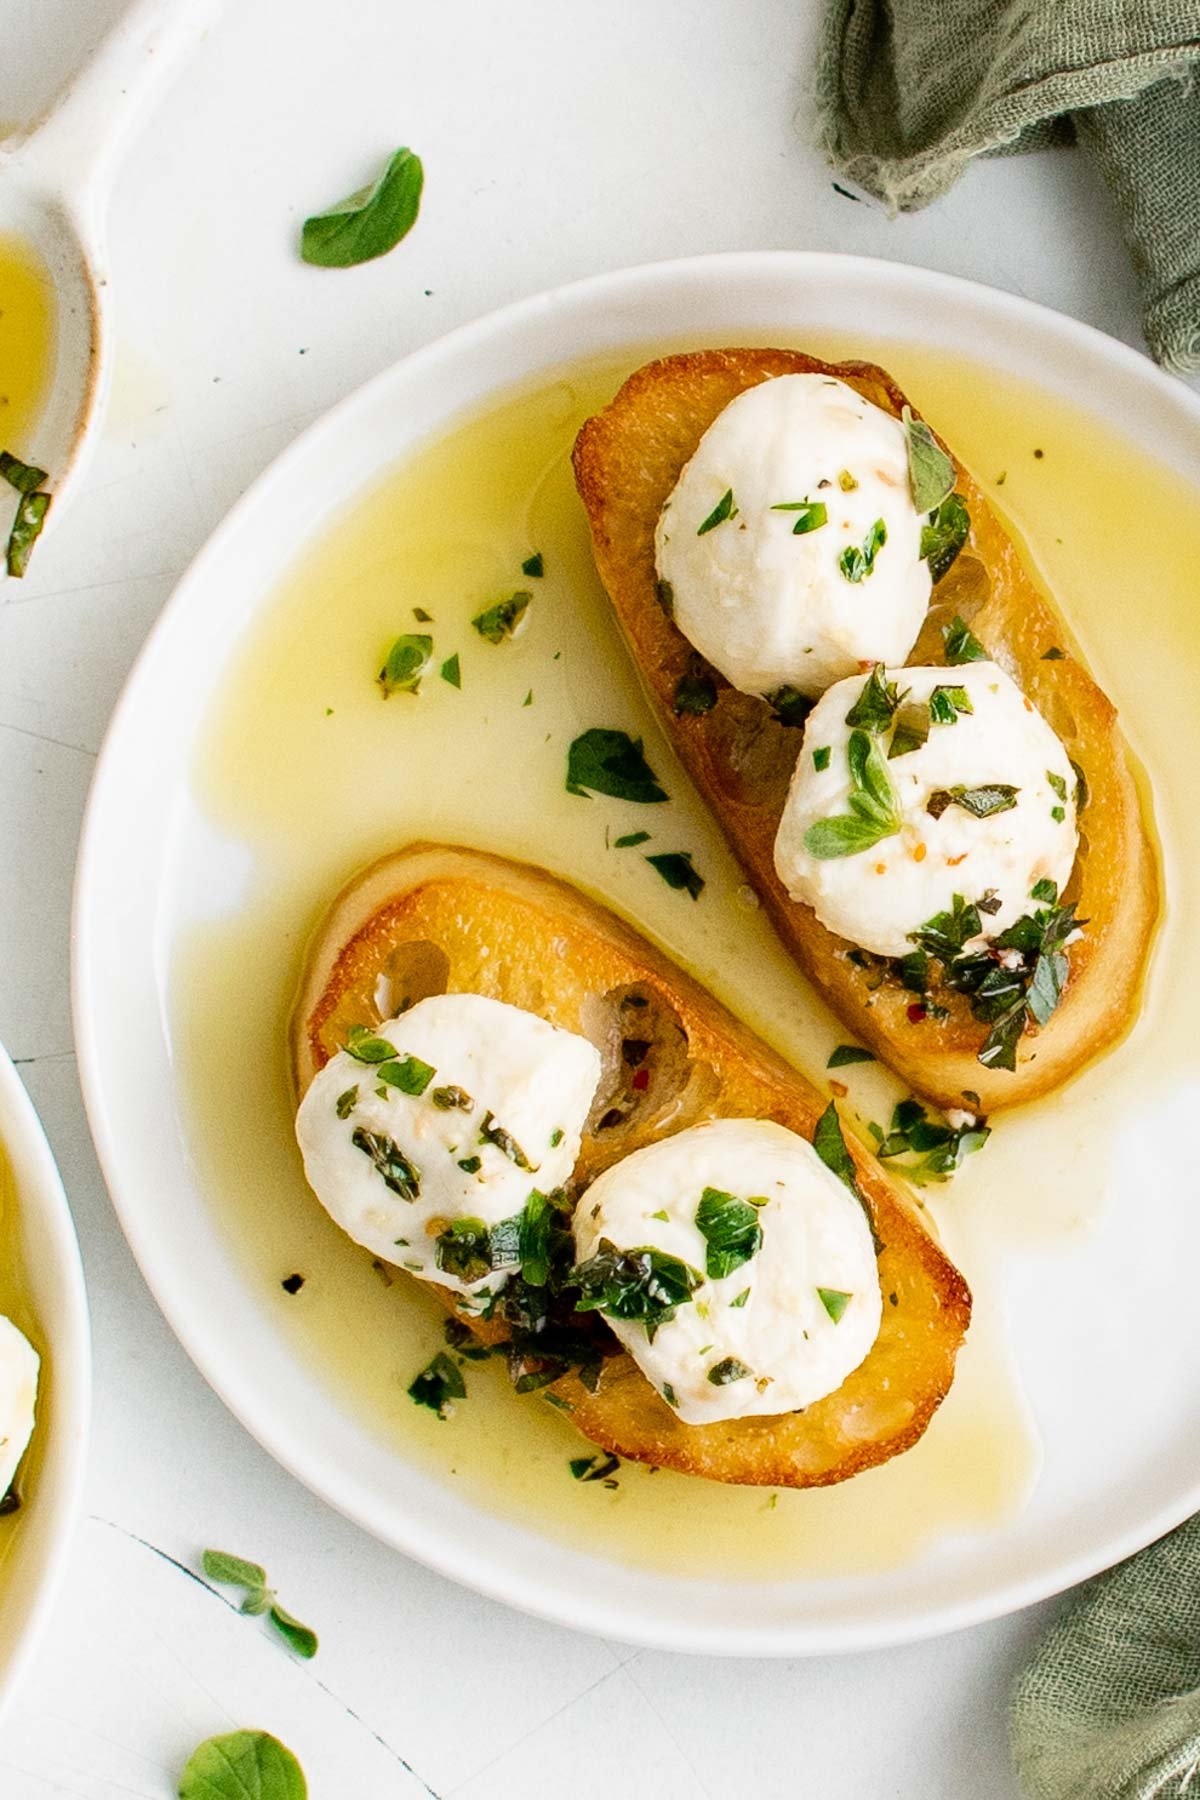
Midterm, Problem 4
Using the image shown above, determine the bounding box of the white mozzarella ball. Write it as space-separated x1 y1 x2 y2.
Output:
296 993 601 1301
572 1118 881 1425
655 374 931 699
773 660 1078 957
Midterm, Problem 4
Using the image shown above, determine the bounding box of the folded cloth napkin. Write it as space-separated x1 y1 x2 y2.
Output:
816 0 1200 374
1009 1512 1200 1798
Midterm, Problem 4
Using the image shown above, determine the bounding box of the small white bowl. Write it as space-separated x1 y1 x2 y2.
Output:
0 1044 90 1715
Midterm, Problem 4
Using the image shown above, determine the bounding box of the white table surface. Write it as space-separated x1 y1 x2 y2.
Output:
0 1 1181 1793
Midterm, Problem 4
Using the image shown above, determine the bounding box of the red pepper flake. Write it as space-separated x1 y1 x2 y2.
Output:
907 1003 927 1023
830 1079 848 1098
632 1067 650 1091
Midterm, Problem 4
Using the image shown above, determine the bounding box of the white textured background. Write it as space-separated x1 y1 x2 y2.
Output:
0 1 1170 1793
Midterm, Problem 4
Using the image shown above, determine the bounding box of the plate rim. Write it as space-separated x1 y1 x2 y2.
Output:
0 1042 92 1711
71 248 1200 1656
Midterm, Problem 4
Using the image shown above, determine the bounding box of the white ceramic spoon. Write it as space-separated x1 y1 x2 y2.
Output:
0 0 222 561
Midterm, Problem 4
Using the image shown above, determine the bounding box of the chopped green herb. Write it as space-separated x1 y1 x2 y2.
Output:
817 1287 852 1324
839 517 887 582
942 614 987 664
929 683 973 724
281 1273 305 1295
412 606 433 622
707 1356 751 1385
472 590 531 644
549 1127 564 1147
770 497 828 534
479 1110 537 1170
813 1102 859 1195
1047 770 1068 802
344 1024 398 1063
876 1097 990 1181
1031 878 1058 903
614 830 651 848
434 1218 493 1284
516 1188 568 1288
431 1083 472 1110
697 488 737 535
440 652 462 688
378 633 433 697
521 551 544 578
813 745 831 772
909 893 983 960
0 451 48 494
570 1452 620 1481
888 701 930 760
6 489 50 578
1042 645 1065 660
827 1045 875 1069
408 1349 466 1416
662 1381 678 1404
655 578 675 615
522 689 533 707
457 1154 482 1173
566 728 668 803
837 468 858 491
335 1086 358 1119
920 492 970 582
1051 804 1066 823
844 665 900 734
903 407 955 514
803 729 902 860
730 1287 751 1309
768 685 813 728
673 660 718 716
351 1127 419 1200
178 1731 307 1800
202 1551 318 1660
301 145 423 268
695 1187 763 1280
377 1054 436 1096
645 850 704 899
572 1239 701 1326
926 783 1019 820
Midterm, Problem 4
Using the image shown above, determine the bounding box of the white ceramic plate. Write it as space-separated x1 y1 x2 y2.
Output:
73 253 1200 1654
0 1043 90 1712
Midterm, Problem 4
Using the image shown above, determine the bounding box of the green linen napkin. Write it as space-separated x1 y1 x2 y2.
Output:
1010 1512 1200 1798
816 1 1200 374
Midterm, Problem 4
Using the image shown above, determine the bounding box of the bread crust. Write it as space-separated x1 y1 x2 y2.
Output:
572 349 1160 1112
291 842 970 1488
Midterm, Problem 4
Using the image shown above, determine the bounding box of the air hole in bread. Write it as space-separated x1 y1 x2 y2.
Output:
578 982 722 1171
1043 691 1079 743
368 939 451 1022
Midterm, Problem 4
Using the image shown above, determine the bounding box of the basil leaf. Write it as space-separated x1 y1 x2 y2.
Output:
518 1189 568 1289
909 895 982 959
929 683 972 724
269 1604 318 1660
978 1003 1026 1072
920 493 970 582
817 1286 852 1324
408 1349 466 1416
844 665 900 734
351 1127 419 1200
566 729 668 802
479 1110 537 1170
694 1187 763 1280
768 685 813 728
178 1730 306 1800
827 1044 875 1068
521 551 544 578
1047 769 1068 801
440 653 461 688
707 1357 752 1385
334 1086 358 1119
838 517 887 583
673 660 718 716
378 633 433 697
875 1096 991 1181
6 489 50 578
376 1054 435 1096
802 815 887 859
1027 949 1068 1026
202 1550 268 1590
571 1239 701 1325
942 614 987 664
431 1083 472 1110
889 701 930 759
472 591 531 644
1031 877 1058 903
813 1101 860 1195
903 407 955 514
301 146 423 268
697 488 737 535
434 1218 494 1283
812 746 831 771
645 850 704 899
0 450 47 494
771 498 828 534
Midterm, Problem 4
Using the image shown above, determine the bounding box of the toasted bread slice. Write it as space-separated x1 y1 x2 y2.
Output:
572 349 1159 1112
291 843 970 1488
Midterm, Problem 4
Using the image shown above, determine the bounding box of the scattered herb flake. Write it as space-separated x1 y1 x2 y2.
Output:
335 1086 358 1119
280 1273 305 1296
472 591 531 644
6 489 50 578
572 1239 701 1326
817 1287 852 1324
889 701 930 760
351 1127 419 1200
803 729 901 860
521 551 544 578
770 497 828 534
440 652 462 688
813 745 831 772
566 728 668 803
926 783 1020 820
920 494 970 583
378 633 433 697
614 830 651 848
828 1044 875 1068
902 407 955 514
695 1187 763 1280
570 1452 620 1482
838 517 887 582
697 488 737 535
844 665 901 734
645 850 704 899
0 451 47 494
408 1350 466 1417
673 661 718 716
301 145 423 268
345 1025 398 1063
377 1054 436 1096
929 683 973 724
707 1356 752 1385
942 614 987 665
